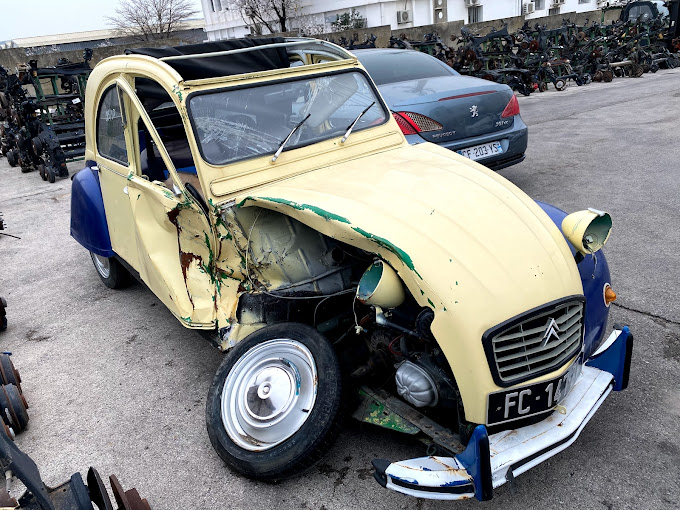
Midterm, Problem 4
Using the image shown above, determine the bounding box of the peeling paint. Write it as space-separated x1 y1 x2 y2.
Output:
255 196 352 224
351 227 423 279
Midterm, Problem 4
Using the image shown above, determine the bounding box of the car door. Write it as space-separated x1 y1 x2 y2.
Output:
116 77 216 328
94 83 141 271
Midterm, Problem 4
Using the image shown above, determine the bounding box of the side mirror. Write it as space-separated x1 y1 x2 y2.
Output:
561 208 612 255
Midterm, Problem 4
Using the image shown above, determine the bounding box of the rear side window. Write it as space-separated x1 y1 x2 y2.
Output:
96 86 128 165
357 51 455 85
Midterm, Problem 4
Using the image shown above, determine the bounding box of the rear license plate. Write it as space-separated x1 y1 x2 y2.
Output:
457 141 503 161
487 362 582 426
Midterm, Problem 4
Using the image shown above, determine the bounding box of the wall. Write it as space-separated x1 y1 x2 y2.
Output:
317 7 621 49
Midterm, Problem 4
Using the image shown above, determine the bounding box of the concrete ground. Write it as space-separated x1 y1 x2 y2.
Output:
0 68 678 510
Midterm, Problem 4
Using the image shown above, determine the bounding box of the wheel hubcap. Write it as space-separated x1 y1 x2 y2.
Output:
92 254 111 279
221 339 317 451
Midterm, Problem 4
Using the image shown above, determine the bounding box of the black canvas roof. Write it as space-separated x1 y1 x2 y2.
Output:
126 38 291 80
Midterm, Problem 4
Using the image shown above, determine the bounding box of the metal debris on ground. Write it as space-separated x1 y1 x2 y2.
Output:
0 431 152 509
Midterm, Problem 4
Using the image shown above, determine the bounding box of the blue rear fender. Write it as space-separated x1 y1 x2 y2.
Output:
535 201 611 358
70 162 114 258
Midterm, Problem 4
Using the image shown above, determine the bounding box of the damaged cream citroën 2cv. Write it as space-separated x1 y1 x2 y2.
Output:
70 38 633 501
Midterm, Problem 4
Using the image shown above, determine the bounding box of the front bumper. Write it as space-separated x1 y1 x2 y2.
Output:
372 326 633 501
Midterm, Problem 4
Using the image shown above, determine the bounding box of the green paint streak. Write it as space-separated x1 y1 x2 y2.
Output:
257 196 351 224
354 390 419 435
456 281 458 286
427 298 435 309
443 307 447 311
181 316 192 323
351 227 423 279
419 289 424 296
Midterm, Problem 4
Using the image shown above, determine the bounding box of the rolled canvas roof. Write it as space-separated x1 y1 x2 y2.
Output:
126 38 290 80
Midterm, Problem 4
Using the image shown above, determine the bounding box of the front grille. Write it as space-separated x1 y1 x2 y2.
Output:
486 298 584 385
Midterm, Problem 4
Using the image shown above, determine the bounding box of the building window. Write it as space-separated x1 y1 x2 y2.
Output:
578 0 590 4
549 7 560 15
468 6 483 24
535 0 545 9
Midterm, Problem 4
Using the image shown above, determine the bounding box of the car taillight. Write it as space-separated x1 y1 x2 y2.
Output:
501 95 520 118
392 112 443 135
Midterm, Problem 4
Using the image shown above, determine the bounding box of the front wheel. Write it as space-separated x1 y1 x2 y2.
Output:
90 252 130 289
206 323 343 481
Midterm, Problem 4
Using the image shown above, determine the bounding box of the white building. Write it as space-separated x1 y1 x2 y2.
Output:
201 0 610 41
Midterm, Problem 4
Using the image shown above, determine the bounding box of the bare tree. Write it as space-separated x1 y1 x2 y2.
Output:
227 0 300 35
107 0 198 41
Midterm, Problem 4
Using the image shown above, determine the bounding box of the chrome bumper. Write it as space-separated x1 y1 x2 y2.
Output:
372 326 633 501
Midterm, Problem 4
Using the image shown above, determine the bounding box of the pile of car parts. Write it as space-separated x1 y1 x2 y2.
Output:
0 431 151 509
0 353 29 438
0 50 91 182
377 5 679 95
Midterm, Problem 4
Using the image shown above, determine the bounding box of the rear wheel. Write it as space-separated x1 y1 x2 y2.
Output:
206 323 343 481
90 252 130 289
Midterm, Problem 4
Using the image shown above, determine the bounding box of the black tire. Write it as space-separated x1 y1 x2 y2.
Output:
90 252 131 289
0 354 21 392
6 150 17 167
37 164 47 181
47 166 56 183
206 323 343 482
31 137 43 157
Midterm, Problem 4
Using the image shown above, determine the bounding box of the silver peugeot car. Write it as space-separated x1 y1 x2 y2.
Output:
354 48 528 170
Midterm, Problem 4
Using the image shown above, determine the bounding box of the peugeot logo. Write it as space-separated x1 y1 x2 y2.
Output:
540 318 561 347
470 105 479 117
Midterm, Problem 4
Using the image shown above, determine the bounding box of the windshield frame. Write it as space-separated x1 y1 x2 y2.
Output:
185 67 391 167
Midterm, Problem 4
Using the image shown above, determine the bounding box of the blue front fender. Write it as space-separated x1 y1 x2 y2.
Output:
70 163 113 258
535 201 611 358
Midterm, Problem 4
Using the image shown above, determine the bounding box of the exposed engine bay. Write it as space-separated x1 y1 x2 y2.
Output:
226 208 469 438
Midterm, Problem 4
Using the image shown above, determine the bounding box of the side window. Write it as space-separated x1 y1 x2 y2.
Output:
134 78 205 202
96 86 128 165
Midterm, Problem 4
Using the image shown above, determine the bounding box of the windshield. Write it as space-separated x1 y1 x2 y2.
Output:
188 71 388 165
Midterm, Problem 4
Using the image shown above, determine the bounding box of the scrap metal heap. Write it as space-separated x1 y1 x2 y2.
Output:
0 50 91 182
331 4 679 95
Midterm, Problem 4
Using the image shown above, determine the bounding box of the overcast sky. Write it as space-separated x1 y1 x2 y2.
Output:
0 0 204 41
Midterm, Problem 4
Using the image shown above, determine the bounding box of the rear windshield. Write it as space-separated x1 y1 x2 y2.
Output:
357 51 454 85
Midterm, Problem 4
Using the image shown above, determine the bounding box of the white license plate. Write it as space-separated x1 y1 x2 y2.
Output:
487 362 582 425
457 141 503 161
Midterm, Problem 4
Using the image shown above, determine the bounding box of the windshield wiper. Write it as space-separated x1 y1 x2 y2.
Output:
341 102 376 144
272 113 311 162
